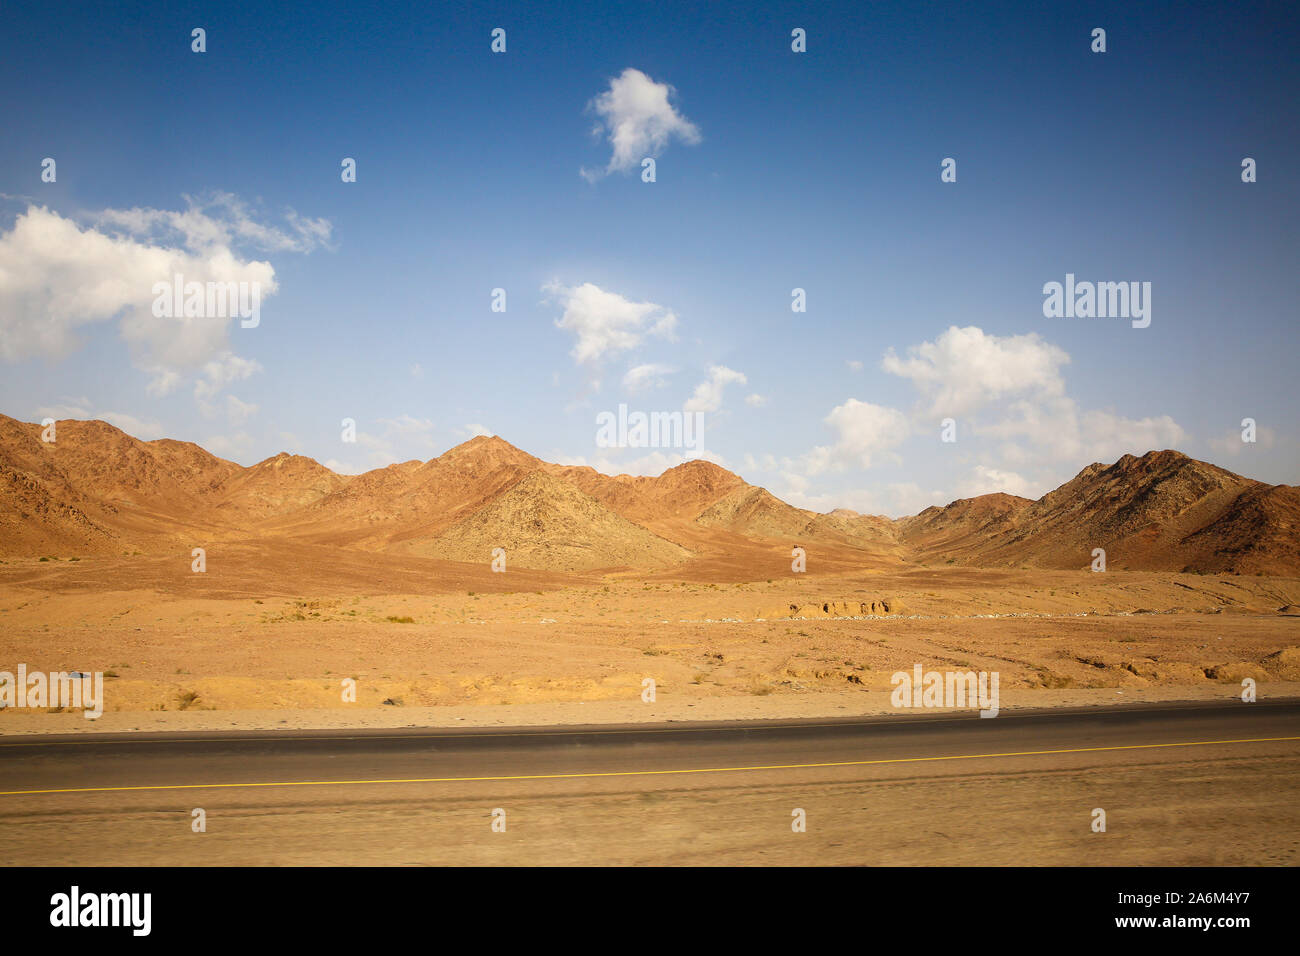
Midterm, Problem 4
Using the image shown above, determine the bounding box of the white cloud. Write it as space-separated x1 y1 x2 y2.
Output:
546 280 678 364
1208 424 1276 457
684 366 747 413
622 363 674 392
744 393 767 407
581 68 701 181
0 197 326 405
954 464 1038 499
878 482 946 517
224 395 259 425
805 399 909 474
882 325 1069 417
145 369 181 398
464 423 494 438
743 326 1192 518
94 192 331 256
331 417 442 470
981 397 1187 466
194 352 262 413
1080 408 1187 461
846 360 864 372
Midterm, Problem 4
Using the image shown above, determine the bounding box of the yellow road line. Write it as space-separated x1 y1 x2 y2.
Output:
2 735 1297 797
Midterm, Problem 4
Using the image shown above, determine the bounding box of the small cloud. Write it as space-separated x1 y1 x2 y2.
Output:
744 393 767 408
145 370 182 397
225 395 258 425
194 352 262 411
623 363 675 392
464 423 494 438
580 68 701 181
546 280 678 365
954 464 1038 499
684 366 747 413
846 360 863 372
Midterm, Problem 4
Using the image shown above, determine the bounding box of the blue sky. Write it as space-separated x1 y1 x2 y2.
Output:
2 0 1297 515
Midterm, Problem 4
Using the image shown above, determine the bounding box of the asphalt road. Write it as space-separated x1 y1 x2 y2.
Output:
2 700 1298 865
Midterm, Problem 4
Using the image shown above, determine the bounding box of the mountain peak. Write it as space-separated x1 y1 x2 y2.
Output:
426 468 689 571
457 434 515 451
1112 449 1190 470
250 451 327 470
437 434 536 467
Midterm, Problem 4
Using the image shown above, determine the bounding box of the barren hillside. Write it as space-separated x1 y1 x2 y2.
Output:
1 415 1296 575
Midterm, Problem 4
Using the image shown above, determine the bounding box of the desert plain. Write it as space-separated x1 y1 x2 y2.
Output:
1 414 1298 733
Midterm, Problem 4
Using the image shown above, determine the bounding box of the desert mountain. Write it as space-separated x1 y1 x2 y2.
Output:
0 416 238 507
901 451 1295 573
415 470 690 571
695 486 816 539
0 465 116 554
899 492 1035 564
1180 483 1300 575
544 458 749 524
807 509 905 554
0 415 242 550
0 414 1295 574
215 452 348 519
280 436 546 548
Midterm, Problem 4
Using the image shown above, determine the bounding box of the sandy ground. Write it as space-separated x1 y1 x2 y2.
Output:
2 551 1298 735
5 734 1296 866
